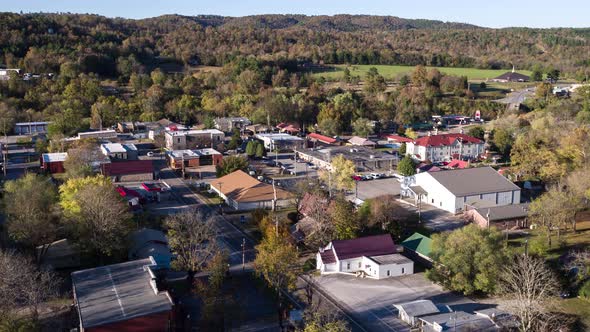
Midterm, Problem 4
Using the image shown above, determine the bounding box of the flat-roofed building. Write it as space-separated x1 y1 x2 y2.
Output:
77 129 117 140
166 148 223 170
297 146 398 172
14 121 50 135
255 133 305 151
165 129 225 150
100 143 138 160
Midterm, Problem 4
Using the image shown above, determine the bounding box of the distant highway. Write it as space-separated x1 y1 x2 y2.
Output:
495 87 535 104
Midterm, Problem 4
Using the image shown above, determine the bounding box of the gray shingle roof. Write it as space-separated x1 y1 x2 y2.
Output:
71 258 173 328
473 203 530 222
394 300 440 318
428 167 519 196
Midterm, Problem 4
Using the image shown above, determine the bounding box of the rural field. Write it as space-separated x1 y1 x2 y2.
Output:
313 64 532 81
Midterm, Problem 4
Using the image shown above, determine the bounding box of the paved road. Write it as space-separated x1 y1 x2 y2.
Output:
159 167 257 269
495 88 534 104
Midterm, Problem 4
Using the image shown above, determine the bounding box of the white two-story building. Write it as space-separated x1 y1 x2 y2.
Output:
403 166 521 214
406 133 484 162
316 234 414 279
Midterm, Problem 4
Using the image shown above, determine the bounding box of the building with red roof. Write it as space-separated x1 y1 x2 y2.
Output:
383 134 413 144
307 133 338 145
316 234 413 279
406 133 484 162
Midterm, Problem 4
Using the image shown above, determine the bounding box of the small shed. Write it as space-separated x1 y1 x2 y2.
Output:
40 152 67 174
394 300 440 327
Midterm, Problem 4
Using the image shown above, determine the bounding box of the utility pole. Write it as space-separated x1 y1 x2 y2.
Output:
327 150 332 198
241 238 246 271
418 196 422 223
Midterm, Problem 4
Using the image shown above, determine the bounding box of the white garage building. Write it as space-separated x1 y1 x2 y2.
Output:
403 167 521 214
316 234 414 279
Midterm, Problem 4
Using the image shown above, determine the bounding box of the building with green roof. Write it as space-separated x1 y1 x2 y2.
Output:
401 233 432 264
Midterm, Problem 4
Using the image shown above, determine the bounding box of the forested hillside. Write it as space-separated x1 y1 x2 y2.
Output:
1 13 590 76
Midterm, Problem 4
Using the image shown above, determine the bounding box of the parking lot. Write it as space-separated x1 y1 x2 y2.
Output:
351 177 402 201
312 273 478 332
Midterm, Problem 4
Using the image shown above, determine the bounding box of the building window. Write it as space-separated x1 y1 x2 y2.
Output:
431 199 434 203
387 270 390 276
439 202 442 207
347 263 350 270
358 262 361 268
402 267 405 274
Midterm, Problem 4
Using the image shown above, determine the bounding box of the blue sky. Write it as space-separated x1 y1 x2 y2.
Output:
4 0 589 28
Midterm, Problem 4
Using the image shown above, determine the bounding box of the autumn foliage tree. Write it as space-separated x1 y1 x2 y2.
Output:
255 222 300 329
60 176 132 258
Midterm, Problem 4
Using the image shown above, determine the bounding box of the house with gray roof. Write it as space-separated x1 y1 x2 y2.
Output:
464 203 530 230
316 234 413 279
403 167 521 214
394 300 440 327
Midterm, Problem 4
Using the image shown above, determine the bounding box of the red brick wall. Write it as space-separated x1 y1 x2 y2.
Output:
86 310 172 332
212 154 223 166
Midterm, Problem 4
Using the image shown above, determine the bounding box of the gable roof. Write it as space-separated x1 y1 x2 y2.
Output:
384 134 413 143
348 136 376 146
210 170 292 202
308 132 337 144
472 203 530 222
332 234 396 260
401 233 432 258
413 134 483 147
494 72 530 82
447 159 470 169
427 166 520 196
71 258 173 329
394 300 440 318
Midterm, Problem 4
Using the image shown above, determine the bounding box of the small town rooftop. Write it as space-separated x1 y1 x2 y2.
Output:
71 257 173 329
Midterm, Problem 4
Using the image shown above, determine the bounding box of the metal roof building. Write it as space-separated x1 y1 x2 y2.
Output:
71 257 173 332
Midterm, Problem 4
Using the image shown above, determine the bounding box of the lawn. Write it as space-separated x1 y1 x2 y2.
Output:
559 298 590 329
506 218 590 260
312 64 532 81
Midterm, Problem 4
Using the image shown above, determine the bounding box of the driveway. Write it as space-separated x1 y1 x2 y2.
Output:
312 273 477 332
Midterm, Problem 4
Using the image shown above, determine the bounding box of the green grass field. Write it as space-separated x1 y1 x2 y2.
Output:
313 64 532 81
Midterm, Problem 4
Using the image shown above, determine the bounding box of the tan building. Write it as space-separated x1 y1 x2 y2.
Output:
210 170 293 210
166 148 223 170
165 129 225 150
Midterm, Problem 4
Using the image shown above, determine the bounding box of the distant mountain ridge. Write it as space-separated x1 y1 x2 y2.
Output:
1 12 589 75
144 14 481 31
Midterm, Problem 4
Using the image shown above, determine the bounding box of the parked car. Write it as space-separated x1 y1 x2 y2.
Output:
351 175 362 181
370 173 384 179
361 174 373 181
